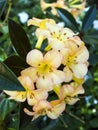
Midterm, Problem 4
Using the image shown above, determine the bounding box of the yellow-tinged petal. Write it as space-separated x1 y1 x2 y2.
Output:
44 50 62 68
63 67 73 82
26 49 43 67
53 84 61 96
35 35 44 49
67 98 80 105
21 67 38 82
4 90 26 102
27 89 48 106
71 63 88 79
36 75 53 91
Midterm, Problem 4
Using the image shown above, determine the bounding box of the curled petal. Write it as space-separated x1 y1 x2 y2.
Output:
26 49 43 67
63 67 73 82
18 75 34 90
4 90 26 102
21 67 38 82
47 101 65 119
36 75 53 91
68 98 80 105
71 63 88 79
33 100 52 112
44 50 62 68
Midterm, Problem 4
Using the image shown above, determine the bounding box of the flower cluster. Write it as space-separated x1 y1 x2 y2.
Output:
40 0 86 18
4 17 89 120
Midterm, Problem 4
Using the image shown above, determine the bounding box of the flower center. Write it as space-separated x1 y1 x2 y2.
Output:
50 30 66 42
38 62 52 74
66 55 77 66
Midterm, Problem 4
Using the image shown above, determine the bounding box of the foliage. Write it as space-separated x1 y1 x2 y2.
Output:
0 0 98 130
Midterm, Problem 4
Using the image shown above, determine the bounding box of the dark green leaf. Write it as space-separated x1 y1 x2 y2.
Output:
90 118 98 128
56 8 79 31
0 62 25 91
41 118 66 130
0 99 17 120
20 122 39 130
82 5 97 32
8 19 32 60
89 54 98 65
4 55 29 76
0 0 7 17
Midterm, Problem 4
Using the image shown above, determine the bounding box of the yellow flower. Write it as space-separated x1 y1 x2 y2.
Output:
4 75 48 105
36 22 75 51
62 41 89 82
54 82 85 105
28 17 56 48
40 0 67 15
40 0 86 18
21 49 66 91
24 99 65 120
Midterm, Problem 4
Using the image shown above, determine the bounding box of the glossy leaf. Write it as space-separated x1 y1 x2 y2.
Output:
8 19 32 60
0 0 7 17
0 99 17 121
0 62 25 91
56 8 79 31
82 5 97 32
89 54 98 66
4 55 29 76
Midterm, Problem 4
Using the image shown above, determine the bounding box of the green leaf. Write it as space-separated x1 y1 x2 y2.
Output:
90 118 98 128
0 99 17 120
20 122 39 130
56 8 79 31
0 62 25 91
41 118 66 130
8 19 32 60
4 55 29 76
89 54 98 65
82 5 97 32
0 0 7 17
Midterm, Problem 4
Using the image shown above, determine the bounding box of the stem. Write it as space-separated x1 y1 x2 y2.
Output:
66 111 85 124
59 116 68 128
3 0 12 24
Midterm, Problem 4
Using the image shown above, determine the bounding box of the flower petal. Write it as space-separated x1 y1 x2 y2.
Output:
76 45 89 63
63 67 73 82
26 49 43 67
48 70 66 85
21 67 38 82
36 75 53 91
47 101 65 119
71 63 88 79
44 50 62 68
18 76 34 90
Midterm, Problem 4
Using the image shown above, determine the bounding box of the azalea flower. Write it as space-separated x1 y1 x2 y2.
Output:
54 82 85 105
24 99 65 120
21 49 66 91
4 75 48 105
28 17 55 48
62 41 89 82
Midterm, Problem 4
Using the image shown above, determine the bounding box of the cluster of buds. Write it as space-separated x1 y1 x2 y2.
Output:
4 17 89 120
40 0 86 18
